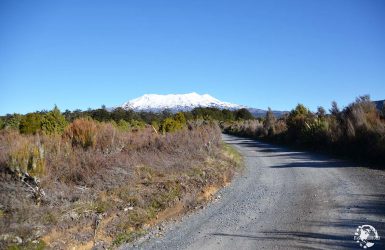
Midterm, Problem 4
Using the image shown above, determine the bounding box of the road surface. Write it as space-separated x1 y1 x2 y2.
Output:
123 134 385 249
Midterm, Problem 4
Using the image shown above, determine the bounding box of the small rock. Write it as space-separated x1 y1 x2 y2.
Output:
13 236 23 244
0 234 10 241
69 211 79 221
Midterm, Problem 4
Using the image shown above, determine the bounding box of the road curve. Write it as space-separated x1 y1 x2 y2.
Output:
123 134 385 249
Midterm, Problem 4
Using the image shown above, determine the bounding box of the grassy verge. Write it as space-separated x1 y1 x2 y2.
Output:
222 143 243 169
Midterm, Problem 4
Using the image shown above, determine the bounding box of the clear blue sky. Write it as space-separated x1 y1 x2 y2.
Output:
1 0 384 115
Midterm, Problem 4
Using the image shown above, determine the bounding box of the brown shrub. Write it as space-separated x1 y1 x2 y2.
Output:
64 118 97 149
0 130 45 177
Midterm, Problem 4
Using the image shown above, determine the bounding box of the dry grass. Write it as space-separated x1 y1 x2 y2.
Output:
0 119 241 249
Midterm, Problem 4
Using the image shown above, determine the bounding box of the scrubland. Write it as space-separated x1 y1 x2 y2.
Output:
0 118 241 249
223 96 385 167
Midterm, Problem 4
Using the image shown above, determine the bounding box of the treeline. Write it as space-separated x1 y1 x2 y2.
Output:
223 95 385 167
0 106 254 135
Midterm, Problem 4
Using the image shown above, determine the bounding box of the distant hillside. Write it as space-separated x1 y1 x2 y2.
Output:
248 108 288 118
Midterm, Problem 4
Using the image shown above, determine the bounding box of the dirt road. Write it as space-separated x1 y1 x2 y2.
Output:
123 134 385 249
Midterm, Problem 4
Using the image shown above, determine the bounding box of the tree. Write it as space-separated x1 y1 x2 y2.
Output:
329 101 340 116
174 112 186 126
91 108 110 121
286 104 312 142
41 106 68 135
316 106 326 118
221 109 235 121
111 107 129 121
19 113 43 134
3 113 22 130
235 108 253 120
264 107 276 136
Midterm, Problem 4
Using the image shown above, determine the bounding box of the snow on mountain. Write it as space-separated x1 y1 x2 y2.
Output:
121 92 245 112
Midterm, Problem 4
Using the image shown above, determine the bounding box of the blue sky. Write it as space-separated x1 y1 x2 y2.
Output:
1 0 384 115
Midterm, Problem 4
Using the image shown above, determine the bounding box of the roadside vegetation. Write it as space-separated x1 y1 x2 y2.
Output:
0 109 242 249
1 95 383 248
222 95 385 167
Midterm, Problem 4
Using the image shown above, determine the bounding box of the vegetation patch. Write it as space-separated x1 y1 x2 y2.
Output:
222 95 385 167
0 109 241 249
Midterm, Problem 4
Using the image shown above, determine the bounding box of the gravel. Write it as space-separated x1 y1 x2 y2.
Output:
121 134 385 250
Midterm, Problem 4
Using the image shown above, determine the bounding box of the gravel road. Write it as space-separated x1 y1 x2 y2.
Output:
123 134 385 249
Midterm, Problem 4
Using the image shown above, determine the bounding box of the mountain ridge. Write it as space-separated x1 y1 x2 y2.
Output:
121 92 245 112
120 92 287 117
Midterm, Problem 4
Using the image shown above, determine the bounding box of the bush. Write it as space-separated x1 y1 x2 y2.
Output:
159 112 186 133
223 95 385 166
2 130 45 176
64 118 97 149
41 106 68 135
19 113 43 134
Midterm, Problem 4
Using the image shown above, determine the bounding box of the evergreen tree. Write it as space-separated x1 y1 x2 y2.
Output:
264 107 276 136
19 113 43 134
41 106 68 135
329 101 340 116
235 108 253 120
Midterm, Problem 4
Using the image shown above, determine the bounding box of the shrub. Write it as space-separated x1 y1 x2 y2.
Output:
64 118 97 149
174 112 186 125
41 106 68 135
2 114 22 130
159 113 186 133
3 131 45 176
19 113 43 134
223 95 385 166
286 104 313 142
116 119 130 131
95 122 122 153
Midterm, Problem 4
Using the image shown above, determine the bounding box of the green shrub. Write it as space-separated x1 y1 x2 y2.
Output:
19 113 43 134
3 114 22 130
116 119 130 131
159 113 186 133
41 106 68 135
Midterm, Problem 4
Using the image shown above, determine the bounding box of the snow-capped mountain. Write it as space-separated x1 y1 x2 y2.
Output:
121 92 245 112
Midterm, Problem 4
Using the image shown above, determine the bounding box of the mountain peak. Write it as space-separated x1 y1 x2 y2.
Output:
121 93 244 112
